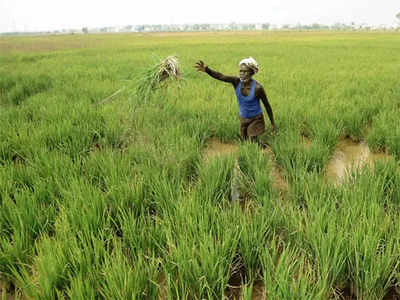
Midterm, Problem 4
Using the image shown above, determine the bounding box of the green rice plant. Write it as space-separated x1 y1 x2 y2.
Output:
0 73 53 105
66 273 97 300
194 155 235 204
367 110 400 159
301 141 331 173
0 184 58 281
107 174 153 218
237 142 277 202
298 197 348 293
238 210 274 281
334 166 400 299
81 149 135 193
0 123 38 166
125 165 188 218
87 136 193 219
336 97 379 141
271 128 331 182
367 122 389 153
117 210 165 258
99 243 160 300
16 236 71 299
162 196 240 299
358 159 400 210
240 281 255 300
0 231 35 284
147 126 203 182
287 168 333 210
64 232 111 277
0 153 77 285
346 210 399 299
261 239 328 299
0 71 17 96
56 184 113 238
41 107 124 157
20 230 112 299
308 117 341 153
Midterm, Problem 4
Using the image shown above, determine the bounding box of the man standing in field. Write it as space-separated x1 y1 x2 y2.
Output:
194 57 275 143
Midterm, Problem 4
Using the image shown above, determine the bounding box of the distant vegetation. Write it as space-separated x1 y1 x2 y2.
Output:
2 20 400 36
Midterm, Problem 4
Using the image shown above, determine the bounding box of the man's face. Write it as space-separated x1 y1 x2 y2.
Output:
239 65 253 82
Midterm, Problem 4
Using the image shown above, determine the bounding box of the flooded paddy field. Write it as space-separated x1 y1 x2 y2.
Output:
325 137 392 185
1 31 400 299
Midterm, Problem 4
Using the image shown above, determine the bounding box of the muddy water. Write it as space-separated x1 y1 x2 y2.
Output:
325 138 391 184
262 148 289 194
203 139 288 197
157 278 168 300
301 135 311 149
226 280 266 300
203 138 238 161
250 281 266 300
0 280 15 300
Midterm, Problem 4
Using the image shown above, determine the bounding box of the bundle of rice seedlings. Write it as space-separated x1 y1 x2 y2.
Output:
134 55 181 102
158 55 180 82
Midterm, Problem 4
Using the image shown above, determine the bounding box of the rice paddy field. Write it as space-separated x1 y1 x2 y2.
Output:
1 31 400 299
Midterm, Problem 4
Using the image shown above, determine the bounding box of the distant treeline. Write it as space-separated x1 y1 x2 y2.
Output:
1 22 399 36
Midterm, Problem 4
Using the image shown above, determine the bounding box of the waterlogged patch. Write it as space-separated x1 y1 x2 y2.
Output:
157 274 168 300
0 280 15 300
202 139 288 201
300 135 311 149
226 280 265 300
249 281 266 300
325 137 391 184
263 147 289 193
202 138 238 160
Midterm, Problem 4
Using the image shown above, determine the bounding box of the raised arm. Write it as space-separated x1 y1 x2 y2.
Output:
194 60 239 87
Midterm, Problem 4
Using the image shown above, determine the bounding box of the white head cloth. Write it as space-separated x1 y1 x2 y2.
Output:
239 57 259 74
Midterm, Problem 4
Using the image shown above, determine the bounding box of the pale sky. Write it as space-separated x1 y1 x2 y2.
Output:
1 0 399 32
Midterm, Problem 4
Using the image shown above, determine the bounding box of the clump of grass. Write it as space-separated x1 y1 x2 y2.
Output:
261 240 328 299
0 73 53 105
162 196 240 299
134 56 181 102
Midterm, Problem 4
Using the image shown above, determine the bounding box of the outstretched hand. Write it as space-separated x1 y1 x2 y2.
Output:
194 60 207 72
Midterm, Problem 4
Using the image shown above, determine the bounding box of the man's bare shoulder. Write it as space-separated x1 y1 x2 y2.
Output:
255 81 266 92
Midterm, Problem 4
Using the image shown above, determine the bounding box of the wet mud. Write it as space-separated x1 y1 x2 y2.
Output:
334 284 400 300
383 285 400 300
225 280 265 300
203 138 238 161
251 281 266 300
300 135 311 149
202 138 288 199
262 147 289 194
0 280 16 300
325 137 391 184
157 276 168 300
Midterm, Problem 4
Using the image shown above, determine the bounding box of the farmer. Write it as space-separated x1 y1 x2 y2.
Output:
194 57 275 142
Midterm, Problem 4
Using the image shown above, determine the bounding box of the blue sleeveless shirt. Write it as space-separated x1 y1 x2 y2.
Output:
235 79 262 118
